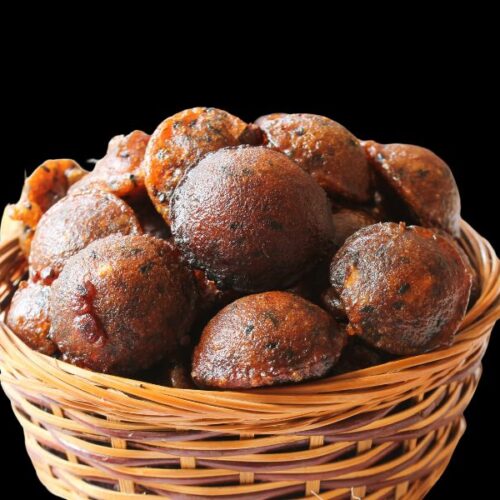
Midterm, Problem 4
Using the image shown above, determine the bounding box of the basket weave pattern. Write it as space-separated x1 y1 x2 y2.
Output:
0 220 499 500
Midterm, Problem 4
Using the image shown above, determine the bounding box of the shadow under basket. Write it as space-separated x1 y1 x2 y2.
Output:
0 220 499 500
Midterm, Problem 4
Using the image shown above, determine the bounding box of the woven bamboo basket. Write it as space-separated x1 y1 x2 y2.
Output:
0 220 498 500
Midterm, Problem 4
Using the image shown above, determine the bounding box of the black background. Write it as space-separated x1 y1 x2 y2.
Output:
1 45 497 499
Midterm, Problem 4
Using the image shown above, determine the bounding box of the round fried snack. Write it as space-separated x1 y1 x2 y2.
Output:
30 191 142 284
330 223 472 355
364 141 461 236
7 159 88 255
70 130 150 200
5 281 57 355
331 208 378 248
50 235 198 375
258 113 372 203
144 107 260 223
171 146 335 292
192 291 346 389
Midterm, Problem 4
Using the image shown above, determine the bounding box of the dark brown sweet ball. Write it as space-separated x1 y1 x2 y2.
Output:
363 141 461 236
49 234 198 375
29 191 142 284
5 281 57 355
257 113 372 203
331 208 379 248
7 159 88 255
144 107 260 223
70 131 150 201
171 146 335 292
192 291 346 389
330 223 472 355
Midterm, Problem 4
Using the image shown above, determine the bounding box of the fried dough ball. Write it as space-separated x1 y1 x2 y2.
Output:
258 113 372 203
30 191 142 284
49 234 198 375
144 107 259 223
7 159 88 255
331 208 379 248
70 131 149 200
192 291 346 389
5 281 57 355
363 141 461 236
330 223 472 355
171 146 334 292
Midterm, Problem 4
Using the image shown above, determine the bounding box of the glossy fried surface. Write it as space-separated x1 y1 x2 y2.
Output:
192 291 346 389
30 191 142 284
364 141 461 236
144 107 258 223
171 146 334 292
70 131 150 200
5 281 57 355
330 223 472 355
8 159 88 255
331 208 378 248
258 113 372 203
50 235 198 375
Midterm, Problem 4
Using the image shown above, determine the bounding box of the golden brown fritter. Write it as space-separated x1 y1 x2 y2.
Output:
170 146 335 292
30 191 142 284
5 281 57 355
330 223 472 355
144 107 260 223
258 113 372 203
331 208 378 248
70 131 150 200
192 291 346 389
49 234 198 375
363 141 461 236
7 159 88 255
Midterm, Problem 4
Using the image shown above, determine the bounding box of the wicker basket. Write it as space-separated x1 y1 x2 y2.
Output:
0 220 498 500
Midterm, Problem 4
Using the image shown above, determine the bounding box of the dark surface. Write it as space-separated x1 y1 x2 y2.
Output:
1 46 496 498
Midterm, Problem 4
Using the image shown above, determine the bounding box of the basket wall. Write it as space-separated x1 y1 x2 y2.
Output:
0 220 499 500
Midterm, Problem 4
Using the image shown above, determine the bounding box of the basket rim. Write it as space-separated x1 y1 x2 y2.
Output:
0 219 498 432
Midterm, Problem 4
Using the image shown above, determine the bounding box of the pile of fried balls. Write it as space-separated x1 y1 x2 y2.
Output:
4 108 477 389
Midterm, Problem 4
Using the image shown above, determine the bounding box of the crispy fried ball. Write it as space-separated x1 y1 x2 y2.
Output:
331 208 379 248
7 159 88 255
49 234 198 375
171 146 335 292
363 141 461 236
144 107 259 223
5 281 57 355
258 113 372 203
30 191 142 284
192 291 346 389
330 223 472 355
70 131 150 200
